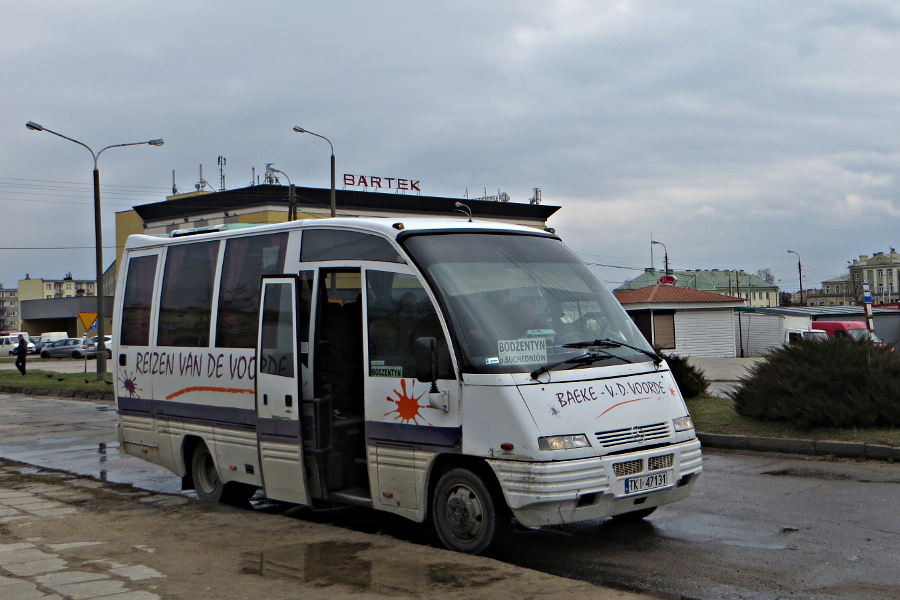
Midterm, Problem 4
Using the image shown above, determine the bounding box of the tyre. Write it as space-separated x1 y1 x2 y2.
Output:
432 468 499 554
191 442 224 502
610 506 657 522
72 352 82 359
40 352 50 359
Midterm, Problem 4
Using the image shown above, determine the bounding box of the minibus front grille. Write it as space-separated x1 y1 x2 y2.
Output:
595 422 670 448
612 459 642 477
648 454 674 471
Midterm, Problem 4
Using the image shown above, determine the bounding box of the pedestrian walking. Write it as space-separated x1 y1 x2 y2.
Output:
14 334 27 376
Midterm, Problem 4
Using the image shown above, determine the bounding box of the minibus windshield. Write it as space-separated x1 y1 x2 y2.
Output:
402 232 656 375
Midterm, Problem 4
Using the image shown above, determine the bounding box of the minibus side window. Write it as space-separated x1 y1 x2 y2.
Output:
158 241 219 347
120 255 158 347
301 229 405 263
366 271 453 380
259 283 295 378
216 233 288 348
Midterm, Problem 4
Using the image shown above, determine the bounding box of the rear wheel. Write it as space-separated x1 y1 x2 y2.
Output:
610 506 657 522
432 468 499 554
72 351 82 359
40 352 50 358
191 442 224 502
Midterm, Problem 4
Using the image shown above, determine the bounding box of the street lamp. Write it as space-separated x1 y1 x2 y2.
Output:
26 121 164 381
651 240 669 275
292 126 335 217
787 250 803 306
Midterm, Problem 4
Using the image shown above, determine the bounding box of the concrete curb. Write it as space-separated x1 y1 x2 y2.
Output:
698 432 900 462
0 385 113 402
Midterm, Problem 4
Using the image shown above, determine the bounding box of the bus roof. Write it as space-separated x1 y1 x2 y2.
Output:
123 217 557 251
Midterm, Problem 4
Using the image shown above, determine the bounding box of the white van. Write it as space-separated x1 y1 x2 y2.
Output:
114 218 702 554
0 333 34 355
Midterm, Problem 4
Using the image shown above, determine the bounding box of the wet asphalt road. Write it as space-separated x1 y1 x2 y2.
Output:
0 391 898 600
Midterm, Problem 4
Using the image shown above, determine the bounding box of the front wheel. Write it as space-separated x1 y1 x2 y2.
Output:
432 468 499 554
191 442 224 502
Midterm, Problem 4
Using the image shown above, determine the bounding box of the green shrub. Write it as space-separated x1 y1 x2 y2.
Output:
657 349 709 399
729 337 900 429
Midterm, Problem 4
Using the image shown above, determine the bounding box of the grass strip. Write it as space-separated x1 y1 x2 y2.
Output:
688 394 900 447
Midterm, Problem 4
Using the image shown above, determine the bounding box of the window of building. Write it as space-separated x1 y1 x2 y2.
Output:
215 233 288 348
158 241 219 347
120 255 159 346
653 311 676 349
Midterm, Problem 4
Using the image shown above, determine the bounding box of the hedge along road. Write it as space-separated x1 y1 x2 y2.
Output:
0 390 899 599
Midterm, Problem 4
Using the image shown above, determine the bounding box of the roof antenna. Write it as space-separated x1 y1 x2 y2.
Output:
454 202 473 222
218 156 227 191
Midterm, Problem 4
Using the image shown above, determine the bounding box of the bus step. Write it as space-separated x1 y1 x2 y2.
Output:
327 488 372 508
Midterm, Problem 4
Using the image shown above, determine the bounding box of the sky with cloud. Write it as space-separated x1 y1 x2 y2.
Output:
3 1 900 293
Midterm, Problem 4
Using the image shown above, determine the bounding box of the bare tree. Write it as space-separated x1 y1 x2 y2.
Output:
756 268 775 284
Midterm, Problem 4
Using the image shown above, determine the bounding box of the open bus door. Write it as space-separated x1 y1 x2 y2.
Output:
255 276 310 504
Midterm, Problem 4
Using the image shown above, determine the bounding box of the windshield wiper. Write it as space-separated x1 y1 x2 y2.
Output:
530 350 631 380
562 338 662 367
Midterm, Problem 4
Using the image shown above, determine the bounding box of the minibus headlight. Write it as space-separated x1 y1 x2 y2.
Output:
673 416 694 432
538 434 591 451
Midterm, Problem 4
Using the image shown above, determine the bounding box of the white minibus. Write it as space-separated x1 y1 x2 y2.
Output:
114 217 702 554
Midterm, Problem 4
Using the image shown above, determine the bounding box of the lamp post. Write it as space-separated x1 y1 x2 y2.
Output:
26 121 164 381
787 250 803 306
651 240 669 275
292 126 335 217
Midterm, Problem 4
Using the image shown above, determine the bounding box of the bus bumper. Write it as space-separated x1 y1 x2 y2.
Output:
488 438 702 528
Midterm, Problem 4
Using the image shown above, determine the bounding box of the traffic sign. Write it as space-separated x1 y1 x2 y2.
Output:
862 282 873 305
78 312 97 331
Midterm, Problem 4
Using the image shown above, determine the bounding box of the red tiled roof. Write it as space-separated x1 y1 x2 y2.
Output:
614 284 744 305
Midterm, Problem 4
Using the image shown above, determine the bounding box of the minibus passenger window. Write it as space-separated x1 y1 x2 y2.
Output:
259 283 295 378
216 233 288 348
366 271 452 380
301 229 404 263
121 255 158 346
158 241 219 347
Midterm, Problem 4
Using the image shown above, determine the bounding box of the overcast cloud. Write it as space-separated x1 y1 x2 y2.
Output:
4 1 900 293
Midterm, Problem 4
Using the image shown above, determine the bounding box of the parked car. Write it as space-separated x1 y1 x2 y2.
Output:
84 335 113 359
0 334 35 355
40 338 91 359
34 332 68 354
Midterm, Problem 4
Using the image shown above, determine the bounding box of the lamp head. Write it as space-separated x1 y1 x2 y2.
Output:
25 121 44 131
149 139 164 147
293 126 307 133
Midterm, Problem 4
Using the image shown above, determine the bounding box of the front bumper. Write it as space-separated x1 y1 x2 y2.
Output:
488 438 702 528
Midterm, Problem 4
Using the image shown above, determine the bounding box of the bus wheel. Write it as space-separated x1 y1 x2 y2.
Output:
610 506 657 522
191 443 223 502
432 468 498 554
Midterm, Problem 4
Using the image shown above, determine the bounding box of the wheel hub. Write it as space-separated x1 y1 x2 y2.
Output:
444 486 483 539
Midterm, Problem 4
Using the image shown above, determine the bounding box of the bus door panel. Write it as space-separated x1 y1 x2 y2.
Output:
363 267 460 511
256 276 309 505
116 249 162 447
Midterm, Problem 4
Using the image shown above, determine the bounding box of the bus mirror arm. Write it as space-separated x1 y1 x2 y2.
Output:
414 337 449 411
413 337 438 387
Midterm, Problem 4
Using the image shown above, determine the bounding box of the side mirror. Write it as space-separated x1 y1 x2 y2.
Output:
414 337 437 384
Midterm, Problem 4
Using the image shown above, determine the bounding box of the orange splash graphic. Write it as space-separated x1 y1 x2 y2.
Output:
384 379 433 425
166 386 254 400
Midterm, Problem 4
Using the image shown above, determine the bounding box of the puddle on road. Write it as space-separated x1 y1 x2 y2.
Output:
250 541 503 597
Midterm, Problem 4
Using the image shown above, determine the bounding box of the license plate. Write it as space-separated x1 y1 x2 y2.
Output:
624 470 671 494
